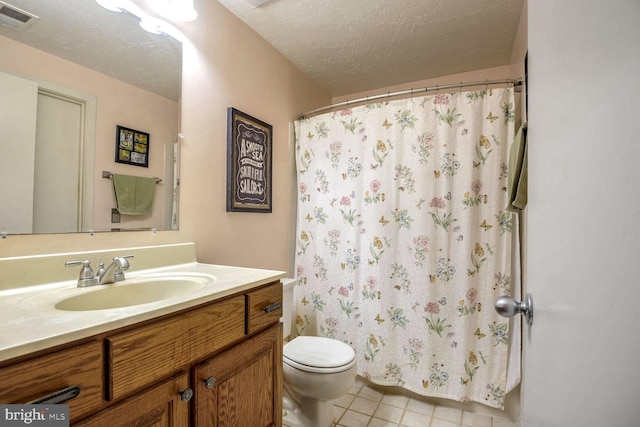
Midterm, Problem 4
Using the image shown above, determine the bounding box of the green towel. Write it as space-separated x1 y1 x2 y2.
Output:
112 174 156 215
507 125 528 211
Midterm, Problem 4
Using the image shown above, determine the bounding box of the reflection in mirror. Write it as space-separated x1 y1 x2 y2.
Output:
0 0 182 235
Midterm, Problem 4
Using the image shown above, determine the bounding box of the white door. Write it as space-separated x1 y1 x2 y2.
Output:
522 1 640 426
32 91 83 233
0 71 37 234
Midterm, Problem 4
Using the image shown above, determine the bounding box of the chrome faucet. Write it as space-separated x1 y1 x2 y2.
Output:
98 255 133 285
65 255 133 287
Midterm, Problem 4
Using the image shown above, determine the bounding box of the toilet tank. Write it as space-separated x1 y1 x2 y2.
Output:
281 278 295 340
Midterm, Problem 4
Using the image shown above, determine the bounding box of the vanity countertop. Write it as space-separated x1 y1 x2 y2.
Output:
0 262 285 363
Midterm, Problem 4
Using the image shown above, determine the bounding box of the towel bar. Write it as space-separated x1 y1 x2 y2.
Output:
102 170 162 183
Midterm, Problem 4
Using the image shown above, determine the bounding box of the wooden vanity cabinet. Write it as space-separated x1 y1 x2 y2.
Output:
0 280 283 426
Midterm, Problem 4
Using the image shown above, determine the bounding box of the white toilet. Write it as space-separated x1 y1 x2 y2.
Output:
281 280 357 427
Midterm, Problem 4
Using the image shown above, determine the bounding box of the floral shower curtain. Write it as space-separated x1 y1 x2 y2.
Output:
294 88 516 409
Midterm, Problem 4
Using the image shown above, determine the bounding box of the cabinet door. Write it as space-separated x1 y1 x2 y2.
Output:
194 324 282 427
74 373 190 427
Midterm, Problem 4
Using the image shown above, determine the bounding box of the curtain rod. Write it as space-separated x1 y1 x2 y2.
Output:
299 78 522 120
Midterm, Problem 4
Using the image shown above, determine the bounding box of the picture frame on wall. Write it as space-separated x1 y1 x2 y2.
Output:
115 125 149 167
226 108 272 213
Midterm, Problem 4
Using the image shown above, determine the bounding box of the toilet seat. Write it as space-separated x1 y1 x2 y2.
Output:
284 336 356 374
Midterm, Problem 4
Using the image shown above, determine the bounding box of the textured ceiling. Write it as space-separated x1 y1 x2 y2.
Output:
0 0 181 101
217 0 524 97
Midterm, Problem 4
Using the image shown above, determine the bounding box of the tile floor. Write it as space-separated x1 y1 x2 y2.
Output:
285 377 520 427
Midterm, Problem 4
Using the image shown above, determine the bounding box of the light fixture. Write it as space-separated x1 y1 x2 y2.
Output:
139 17 166 35
95 0 127 12
95 0 181 36
150 0 198 22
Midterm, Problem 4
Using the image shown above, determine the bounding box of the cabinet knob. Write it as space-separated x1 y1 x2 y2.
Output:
203 376 216 389
179 388 194 402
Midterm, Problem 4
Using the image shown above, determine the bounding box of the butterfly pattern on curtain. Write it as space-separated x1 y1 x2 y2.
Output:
294 88 516 409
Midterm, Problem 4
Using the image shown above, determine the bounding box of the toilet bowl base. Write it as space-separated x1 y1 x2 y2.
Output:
282 396 335 427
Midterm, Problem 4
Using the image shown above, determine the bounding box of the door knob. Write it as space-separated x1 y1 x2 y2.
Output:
494 293 533 326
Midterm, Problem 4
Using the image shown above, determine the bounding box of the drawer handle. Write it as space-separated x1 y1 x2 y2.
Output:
28 385 80 405
263 301 282 313
179 388 193 402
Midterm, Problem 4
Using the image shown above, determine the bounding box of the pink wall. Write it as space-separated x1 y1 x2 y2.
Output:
332 65 515 106
174 0 330 274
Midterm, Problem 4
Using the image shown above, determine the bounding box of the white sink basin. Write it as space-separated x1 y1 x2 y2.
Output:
54 274 215 311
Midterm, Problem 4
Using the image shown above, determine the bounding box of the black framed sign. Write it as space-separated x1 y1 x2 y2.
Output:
226 108 272 213
115 125 149 167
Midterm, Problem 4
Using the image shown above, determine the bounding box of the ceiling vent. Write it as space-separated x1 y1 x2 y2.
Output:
0 1 38 32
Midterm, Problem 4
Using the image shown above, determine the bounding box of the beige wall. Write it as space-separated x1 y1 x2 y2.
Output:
0 36 178 232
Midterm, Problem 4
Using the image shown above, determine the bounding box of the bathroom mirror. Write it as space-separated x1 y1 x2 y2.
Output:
0 0 182 235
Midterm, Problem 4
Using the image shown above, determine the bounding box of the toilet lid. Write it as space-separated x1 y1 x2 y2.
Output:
284 336 355 370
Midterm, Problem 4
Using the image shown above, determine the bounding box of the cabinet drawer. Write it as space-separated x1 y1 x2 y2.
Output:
74 372 190 427
0 341 103 422
246 281 282 335
107 295 245 400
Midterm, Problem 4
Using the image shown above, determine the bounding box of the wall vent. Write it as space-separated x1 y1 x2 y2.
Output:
0 1 38 32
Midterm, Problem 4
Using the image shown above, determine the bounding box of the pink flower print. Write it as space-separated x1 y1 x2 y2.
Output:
417 132 434 144
328 229 341 239
338 286 349 297
340 196 351 206
339 108 353 116
367 276 377 289
296 265 304 276
413 235 430 249
299 183 307 194
370 179 381 193
466 288 477 303
434 93 450 105
471 179 483 194
424 302 440 314
429 197 446 209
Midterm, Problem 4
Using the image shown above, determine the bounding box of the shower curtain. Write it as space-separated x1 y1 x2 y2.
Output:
293 88 517 409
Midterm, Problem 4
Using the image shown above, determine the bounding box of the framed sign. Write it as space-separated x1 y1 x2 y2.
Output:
115 125 149 167
226 108 272 213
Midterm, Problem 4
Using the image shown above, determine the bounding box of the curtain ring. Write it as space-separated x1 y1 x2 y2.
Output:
435 84 439 94
459 81 463 94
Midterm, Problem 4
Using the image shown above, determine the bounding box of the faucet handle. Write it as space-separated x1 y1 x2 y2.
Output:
112 255 134 282
65 260 99 287
114 255 134 271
